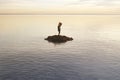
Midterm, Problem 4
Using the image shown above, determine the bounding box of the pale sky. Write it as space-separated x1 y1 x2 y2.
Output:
0 0 120 14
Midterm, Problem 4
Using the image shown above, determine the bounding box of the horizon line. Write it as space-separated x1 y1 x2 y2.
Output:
0 13 120 15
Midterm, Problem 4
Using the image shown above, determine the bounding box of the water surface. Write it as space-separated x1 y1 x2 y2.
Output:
0 15 120 80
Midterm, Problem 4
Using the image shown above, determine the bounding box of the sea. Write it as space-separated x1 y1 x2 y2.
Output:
0 15 120 80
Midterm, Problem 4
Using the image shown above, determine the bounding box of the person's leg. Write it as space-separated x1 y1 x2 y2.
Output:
58 31 60 35
58 30 60 35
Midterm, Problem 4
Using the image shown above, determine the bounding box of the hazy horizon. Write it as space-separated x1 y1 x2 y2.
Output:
0 0 120 14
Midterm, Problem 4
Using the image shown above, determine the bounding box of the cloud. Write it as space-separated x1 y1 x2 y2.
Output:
0 0 75 8
0 0 120 14
0 0 76 8
1 0 119 9
68 0 120 8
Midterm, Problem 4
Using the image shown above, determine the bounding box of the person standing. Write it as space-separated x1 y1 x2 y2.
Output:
57 22 62 35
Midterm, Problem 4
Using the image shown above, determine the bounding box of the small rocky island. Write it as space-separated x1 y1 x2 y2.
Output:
45 22 73 43
45 35 73 43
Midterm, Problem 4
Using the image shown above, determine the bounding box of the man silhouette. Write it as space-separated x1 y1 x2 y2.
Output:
57 22 62 35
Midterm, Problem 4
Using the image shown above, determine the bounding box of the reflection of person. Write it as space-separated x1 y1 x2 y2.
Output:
57 22 62 35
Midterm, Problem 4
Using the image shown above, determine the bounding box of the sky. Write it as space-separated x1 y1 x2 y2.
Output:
0 0 120 14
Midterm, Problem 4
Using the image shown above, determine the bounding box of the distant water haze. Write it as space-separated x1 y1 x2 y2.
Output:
0 15 120 40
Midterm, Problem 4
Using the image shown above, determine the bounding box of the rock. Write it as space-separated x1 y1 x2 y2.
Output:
45 35 73 43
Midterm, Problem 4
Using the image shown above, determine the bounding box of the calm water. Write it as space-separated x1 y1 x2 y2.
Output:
0 15 120 80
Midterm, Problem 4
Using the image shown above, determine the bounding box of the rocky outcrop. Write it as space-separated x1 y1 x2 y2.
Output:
45 35 73 43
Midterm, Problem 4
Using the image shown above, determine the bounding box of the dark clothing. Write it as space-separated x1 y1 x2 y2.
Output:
57 22 62 35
